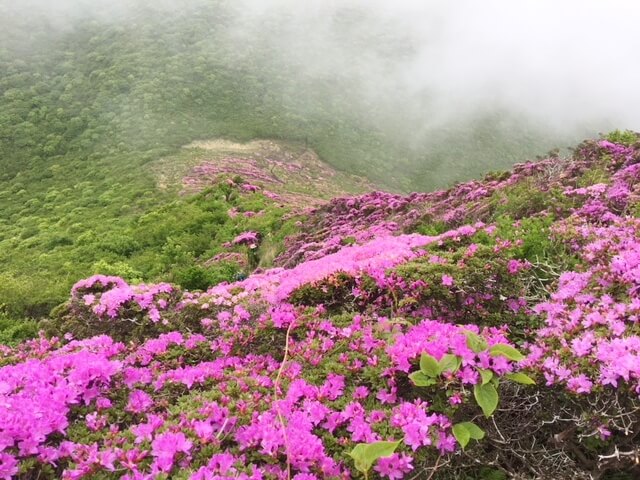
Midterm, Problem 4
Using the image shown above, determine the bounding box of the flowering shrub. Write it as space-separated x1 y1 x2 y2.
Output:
46 275 180 342
232 231 261 249
3 133 640 479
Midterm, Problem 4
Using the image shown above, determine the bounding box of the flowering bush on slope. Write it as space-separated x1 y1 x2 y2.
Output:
525 216 640 395
524 137 640 398
3 224 531 479
1 315 525 479
275 134 640 270
46 275 179 342
4 132 640 479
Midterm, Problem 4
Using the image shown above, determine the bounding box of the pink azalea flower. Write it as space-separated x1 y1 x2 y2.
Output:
374 453 413 480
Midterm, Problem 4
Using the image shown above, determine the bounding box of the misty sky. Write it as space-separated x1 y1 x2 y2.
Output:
4 0 640 135
235 0 640 131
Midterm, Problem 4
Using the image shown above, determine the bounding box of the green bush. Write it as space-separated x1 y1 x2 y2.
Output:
174 262 238 291
0 313 38 345
490 181 568 219
289 272 359 312
605 129 638 146
91 260 144 283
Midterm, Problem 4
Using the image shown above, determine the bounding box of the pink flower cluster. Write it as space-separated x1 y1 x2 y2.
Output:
72 275 174 323
2 135 640 478
518 138 640 397
0 336 123 478
388 321 513 377
525 215 640 394
231 231 260 249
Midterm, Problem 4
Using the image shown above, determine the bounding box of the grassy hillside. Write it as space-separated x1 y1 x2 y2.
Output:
0 0 584 319
0 135 377 320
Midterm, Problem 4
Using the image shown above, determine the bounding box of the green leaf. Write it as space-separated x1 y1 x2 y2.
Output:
464 422 486 440
419 353 441 377
453 422 484 449
453 422 486 448
489 344 525 361
474 383 499 417
348 440 401 474
505 372 535 385
439 353 461 373
464 330 488 353
452 423 471 448
478 368 493 385
409 371 437 387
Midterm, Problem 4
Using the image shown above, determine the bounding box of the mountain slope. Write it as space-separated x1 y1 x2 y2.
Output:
0 132 638 479
0 0 590 319
0 137 373 319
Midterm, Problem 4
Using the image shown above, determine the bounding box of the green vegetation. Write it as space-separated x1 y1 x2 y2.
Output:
0 0 582 319
0 313 38 346
1 177 297 318
605 129 638 146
